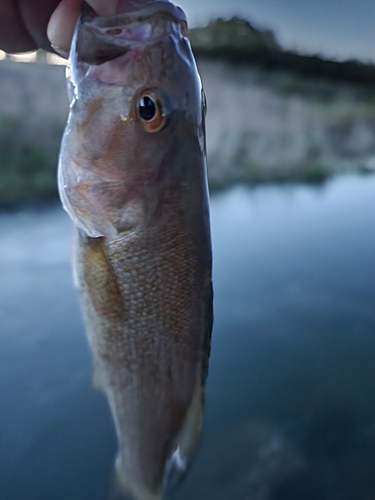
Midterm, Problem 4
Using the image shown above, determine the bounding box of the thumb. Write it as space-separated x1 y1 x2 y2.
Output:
47 0 118 57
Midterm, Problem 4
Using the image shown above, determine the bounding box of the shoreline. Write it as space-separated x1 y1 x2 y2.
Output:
1 170 373 213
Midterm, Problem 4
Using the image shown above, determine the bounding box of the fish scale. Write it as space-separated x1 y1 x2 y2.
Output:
58 1 212 499
76 229 204 494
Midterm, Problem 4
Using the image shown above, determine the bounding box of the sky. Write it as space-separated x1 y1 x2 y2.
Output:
178 0 375 63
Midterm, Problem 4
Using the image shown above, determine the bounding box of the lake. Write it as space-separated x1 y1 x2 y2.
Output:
1 174 374 500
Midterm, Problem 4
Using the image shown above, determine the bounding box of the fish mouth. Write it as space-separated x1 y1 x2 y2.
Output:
75 1 187 65
90 1 187 28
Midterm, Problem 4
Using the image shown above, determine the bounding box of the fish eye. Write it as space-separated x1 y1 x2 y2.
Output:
137 92 166 133
139 96 156 121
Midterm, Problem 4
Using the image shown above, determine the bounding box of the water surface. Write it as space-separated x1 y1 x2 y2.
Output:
0 175 374 500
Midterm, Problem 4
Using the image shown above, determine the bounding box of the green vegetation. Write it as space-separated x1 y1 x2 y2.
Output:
190 18 375 86
208 160 332 191
0 115 58 207
190 17 280 52
302 163 331 183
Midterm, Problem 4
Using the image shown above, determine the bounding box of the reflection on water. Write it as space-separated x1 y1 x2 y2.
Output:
0 174 374 500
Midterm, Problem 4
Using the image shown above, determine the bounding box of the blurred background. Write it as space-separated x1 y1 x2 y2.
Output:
0 1 375 499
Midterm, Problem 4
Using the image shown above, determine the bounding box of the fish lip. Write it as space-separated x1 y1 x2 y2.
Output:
90 2 187 28
80 1 187 37
73 1 188 67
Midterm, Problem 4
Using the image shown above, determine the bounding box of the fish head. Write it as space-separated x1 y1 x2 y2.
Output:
59 1 206 240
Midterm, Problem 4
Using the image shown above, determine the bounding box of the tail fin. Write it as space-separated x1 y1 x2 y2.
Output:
108 457 163 500
164 382 204 491
108 382 203 500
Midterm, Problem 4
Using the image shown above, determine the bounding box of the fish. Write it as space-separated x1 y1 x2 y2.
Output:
57 1 213 499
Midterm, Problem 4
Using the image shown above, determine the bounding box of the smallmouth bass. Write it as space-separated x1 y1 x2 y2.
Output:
58 1 213 499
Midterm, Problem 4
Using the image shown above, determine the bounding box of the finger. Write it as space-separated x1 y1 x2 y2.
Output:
0 1 36 53
18 0 61 52
47 0 81 57
48 0 119 58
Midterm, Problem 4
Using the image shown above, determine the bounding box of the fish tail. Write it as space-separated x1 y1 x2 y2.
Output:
109 457 163 500
164 381 204 490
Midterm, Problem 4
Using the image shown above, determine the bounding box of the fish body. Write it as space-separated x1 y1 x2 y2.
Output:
58 2 212 499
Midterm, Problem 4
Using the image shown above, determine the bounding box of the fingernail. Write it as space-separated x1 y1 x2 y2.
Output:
47 0 80 57
51 44 69 59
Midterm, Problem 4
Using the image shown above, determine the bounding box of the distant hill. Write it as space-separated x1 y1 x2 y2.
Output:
189 17 280 52
189 18 375 85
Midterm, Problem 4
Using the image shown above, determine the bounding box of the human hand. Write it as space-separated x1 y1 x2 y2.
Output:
0 0 117 56
48 0 118 57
